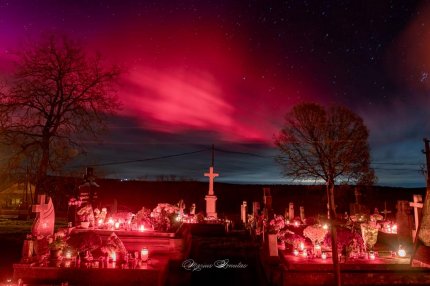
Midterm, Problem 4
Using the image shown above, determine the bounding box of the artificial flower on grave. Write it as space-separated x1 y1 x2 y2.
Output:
349 214 368 223
323 226 364 252
303 224 328 245
133 207 153 228
281 231 306 249
360 223 379 251
268 215 286 235
68 197 82 207
370 213 383 222
100 233 127 261
151 203 179 231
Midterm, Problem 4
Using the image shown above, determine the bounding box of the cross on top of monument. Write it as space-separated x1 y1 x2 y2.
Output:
204 166 219 196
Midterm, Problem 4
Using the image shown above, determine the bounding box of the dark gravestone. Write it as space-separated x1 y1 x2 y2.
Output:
396 200 413 247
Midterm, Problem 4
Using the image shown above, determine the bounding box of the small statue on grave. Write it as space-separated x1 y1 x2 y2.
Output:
190 203 196 215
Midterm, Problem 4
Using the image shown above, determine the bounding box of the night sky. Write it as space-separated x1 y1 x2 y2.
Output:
1 0 430 187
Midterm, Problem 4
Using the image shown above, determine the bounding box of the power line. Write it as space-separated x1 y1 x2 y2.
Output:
69 148 211 168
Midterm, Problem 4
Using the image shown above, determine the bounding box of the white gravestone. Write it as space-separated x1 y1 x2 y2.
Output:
31 194 55 237
300 206 305 221
241 201 248 224
289 202 294 221
204 166 219 218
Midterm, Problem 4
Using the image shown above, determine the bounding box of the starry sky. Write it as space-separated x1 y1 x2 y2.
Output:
1 0 430 187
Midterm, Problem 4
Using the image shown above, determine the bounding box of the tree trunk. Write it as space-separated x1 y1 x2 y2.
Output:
326 180 341 286
35 141 50 199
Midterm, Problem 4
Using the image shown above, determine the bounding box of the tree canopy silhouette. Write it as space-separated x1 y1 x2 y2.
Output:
274 102 375 286
0 35 121 197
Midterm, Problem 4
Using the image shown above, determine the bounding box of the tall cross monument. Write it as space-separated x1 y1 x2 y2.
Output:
205 145 219 218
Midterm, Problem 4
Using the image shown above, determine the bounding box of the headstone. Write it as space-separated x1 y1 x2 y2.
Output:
78 167 100 208
289 202 294 220
178 199 185 217
241 201 248 224
263 187 273 219
381 201 392 220
300 206 305 221
31 195 55 237
410 194 424 242
349 188 369 215
396 200 412 246
190 203 196 215
252 202 260 216
204 166 219 218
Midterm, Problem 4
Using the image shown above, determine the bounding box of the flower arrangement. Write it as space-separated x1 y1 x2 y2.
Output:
133 207 153 228
303 224 328 245
360 223 379 251
151 203 179 231
323 226 364 252
68 197 82 207
268 215 285 235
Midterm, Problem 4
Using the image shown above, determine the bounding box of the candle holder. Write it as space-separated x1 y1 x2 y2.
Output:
141 247 149 262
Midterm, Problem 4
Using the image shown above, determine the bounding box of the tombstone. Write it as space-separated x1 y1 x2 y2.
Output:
300 206 305 221
252 202 260 216
241 201 248 224
396 200 413 246
381 201 392 220
263 187 273 219
178 199 185 217
349 188 369 215
190 203 196 215
204 166 219 218
410 194 424 242
78 167 100 208
289 202 294 221
31 194 55 237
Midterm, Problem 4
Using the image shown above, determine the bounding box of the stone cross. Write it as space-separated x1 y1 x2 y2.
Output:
241 201 248 224
289 202 294 220
381 201 392 220
204 166 219 196
204 166 219 218
31 194 55 237
410 194 424 242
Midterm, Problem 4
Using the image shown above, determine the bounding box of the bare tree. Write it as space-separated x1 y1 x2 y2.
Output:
274 102 375 286
0 35 121 198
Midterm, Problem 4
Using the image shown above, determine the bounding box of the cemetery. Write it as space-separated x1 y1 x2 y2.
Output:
0 164 427 286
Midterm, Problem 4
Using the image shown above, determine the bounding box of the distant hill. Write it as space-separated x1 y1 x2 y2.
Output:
41 177 426 220
4 176 423 219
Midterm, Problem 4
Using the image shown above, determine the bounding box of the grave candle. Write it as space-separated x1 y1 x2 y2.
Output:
65 251 72 259
141 248 149 262
139 225 145 232
302 251 308 258
323 224 328 230
293 249 299 256
398 245 406 257
391 224 397 233
299 242 305 251
369 252 375 260
321 252 327 260
114 222 120 229
111 252 117 262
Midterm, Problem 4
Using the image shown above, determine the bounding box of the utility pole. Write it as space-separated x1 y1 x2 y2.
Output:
211 144 215 167
424 138 430 191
